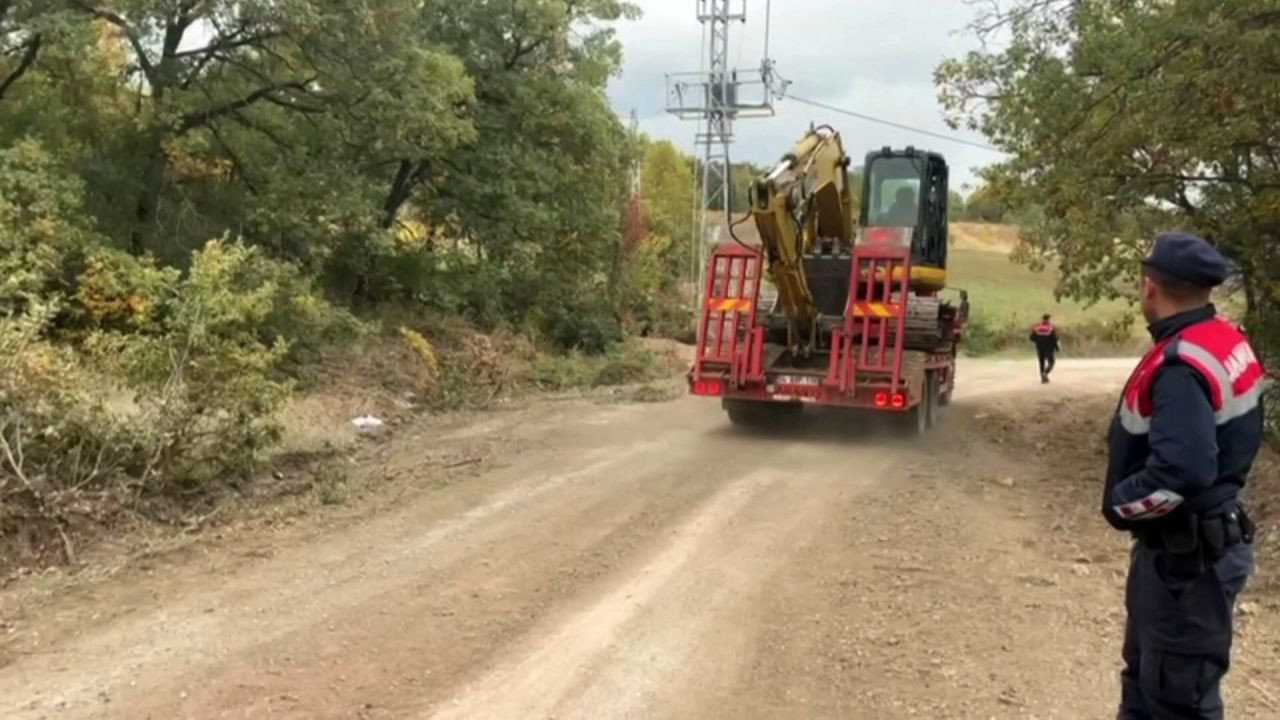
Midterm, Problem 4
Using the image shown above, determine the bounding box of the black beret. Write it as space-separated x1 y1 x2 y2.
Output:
1141 231 1229 288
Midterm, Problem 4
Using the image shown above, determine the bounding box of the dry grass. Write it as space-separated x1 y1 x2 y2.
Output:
949 222 1020 253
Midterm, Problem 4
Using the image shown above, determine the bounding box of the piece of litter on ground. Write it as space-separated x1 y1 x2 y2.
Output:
351 415 385 431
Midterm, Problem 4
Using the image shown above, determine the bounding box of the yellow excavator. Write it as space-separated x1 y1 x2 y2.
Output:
691 125 968 433
745 125 953 356
747 125 854 354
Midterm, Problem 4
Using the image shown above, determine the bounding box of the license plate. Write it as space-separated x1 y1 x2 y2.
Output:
774 374 819 386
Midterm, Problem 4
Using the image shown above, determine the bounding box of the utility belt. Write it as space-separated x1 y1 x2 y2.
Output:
1137 505 1255 570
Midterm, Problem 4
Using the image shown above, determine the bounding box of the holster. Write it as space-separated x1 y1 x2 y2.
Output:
1160 511 1204 574
1139 505 1254 574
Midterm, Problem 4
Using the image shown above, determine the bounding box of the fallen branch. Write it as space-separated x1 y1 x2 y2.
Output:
55 522 76 565
445 457 483 470
181 505 223 534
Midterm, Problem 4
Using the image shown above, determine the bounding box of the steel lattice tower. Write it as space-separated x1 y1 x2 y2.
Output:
667 0 779 309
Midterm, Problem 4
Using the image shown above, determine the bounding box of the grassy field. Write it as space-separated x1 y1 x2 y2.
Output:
947 247 1134 327
946 246 1145 356
943 223 1154 355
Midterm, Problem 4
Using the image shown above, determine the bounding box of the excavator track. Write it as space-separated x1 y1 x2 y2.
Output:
903 297 951 352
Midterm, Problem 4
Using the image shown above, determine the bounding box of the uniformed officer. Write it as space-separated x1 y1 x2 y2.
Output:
1029 313 1060 383
1104 231 1266 719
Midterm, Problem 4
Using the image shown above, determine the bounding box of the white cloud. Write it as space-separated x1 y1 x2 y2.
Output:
607 0 1004 190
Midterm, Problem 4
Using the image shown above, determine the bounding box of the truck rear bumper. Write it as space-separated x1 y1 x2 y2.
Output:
690 372 919 411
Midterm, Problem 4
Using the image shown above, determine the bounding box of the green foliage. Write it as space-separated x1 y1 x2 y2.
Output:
111 241 296 486
961 313 1141 358
642 141 696 245
955 185 1005 223
0 153 351 528
527 341 668 390
0 304 136 515
309 465 350 506
947 190 966 221
937 0 1280 370
2 0 654 350
620 233 687 337
616 140 698 337
0 139 99 311
0 0 684 555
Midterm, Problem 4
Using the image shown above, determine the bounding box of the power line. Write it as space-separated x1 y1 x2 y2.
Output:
783 94 1004 153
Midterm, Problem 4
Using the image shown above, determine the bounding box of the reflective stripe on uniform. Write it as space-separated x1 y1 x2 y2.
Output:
1224 382 1265 424
1113 489 1184 521
1174 340 1231 412
1118 400 1151 435
1175 340 1263 426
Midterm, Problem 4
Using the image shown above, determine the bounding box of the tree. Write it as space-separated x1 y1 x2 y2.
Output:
962 185 1004 223
947 189 966 221
416 0 640 347
641 140 695 245
0 0 655 345
627 139 695 330
56 0 471 257
937 0 1280 365
0 1 42 103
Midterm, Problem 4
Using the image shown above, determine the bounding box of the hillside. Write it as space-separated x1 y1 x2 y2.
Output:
949 222 1020 254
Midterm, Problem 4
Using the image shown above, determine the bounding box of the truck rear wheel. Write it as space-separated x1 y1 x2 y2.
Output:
924 372 940 429
724 399 802 428
938 362 955 407
898 373 937 437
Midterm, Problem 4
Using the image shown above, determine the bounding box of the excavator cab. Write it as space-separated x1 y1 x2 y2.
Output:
859 147 949 271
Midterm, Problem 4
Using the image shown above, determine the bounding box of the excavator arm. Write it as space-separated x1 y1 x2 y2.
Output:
748 126 854 355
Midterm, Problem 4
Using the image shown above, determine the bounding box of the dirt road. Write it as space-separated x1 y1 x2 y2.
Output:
3 358 1278 719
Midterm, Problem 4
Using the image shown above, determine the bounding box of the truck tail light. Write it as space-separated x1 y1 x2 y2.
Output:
692 378 724 396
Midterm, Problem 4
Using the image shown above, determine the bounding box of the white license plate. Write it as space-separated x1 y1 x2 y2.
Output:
774 374 819 386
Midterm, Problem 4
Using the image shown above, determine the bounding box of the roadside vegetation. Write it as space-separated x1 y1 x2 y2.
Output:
0 0 696 569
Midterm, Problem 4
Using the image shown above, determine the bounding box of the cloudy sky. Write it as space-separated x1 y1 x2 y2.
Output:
606 0 1004 191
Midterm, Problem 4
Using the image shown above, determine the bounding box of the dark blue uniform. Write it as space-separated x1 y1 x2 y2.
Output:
1030 319 1059 382
1103 232 1266 719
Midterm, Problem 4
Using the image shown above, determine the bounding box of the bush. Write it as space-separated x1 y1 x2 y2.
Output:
526 341 667 390
111 240 301 488
0 305 136 518
961 312 1142 357
542 297 624 354
0 140 103 316
1 237 350 553
958 314 1012 356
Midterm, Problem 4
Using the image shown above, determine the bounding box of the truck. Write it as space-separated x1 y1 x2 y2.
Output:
687 126 969 434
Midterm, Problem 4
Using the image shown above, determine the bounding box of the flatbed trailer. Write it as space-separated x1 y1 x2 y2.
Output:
688 240 964 434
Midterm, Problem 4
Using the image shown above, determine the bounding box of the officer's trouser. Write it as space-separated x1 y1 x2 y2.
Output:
1037 351 1055 377
1118 542 1253 720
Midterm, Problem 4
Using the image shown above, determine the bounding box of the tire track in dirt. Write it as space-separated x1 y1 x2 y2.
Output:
1 389 899 719
14 358 1273 720
426 448 898 720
